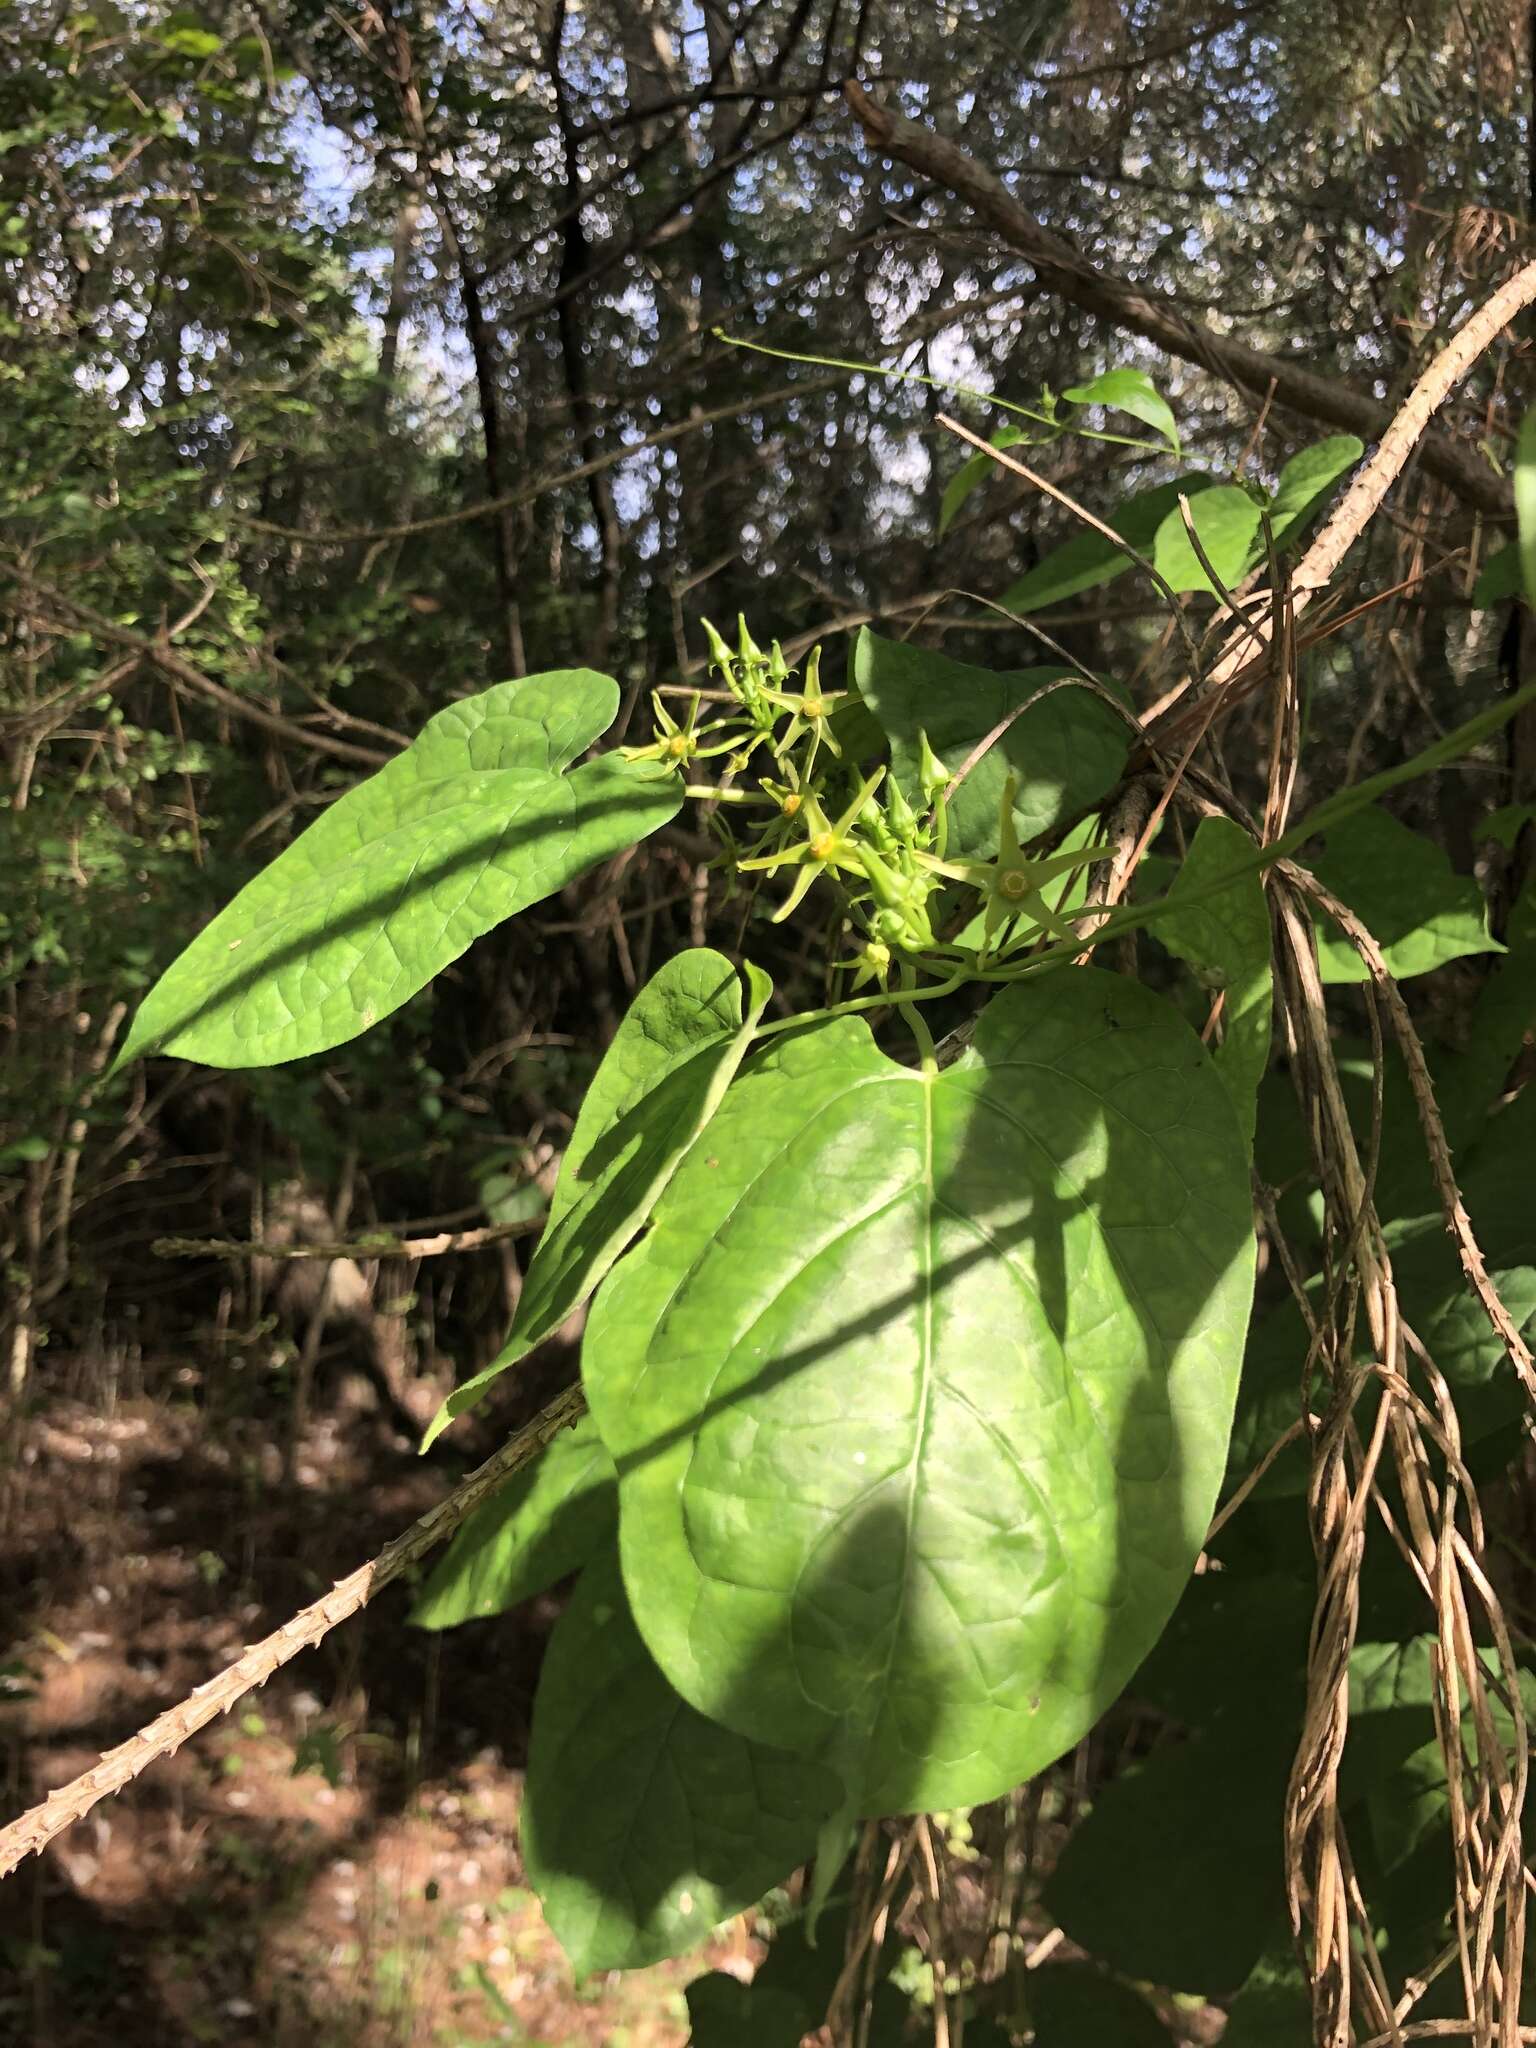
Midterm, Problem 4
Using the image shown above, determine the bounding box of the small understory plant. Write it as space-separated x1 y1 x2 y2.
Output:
104 376 1536 2044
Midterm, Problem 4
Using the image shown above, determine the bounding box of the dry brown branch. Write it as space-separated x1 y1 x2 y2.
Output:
152 1216 543 1262
11 579 394 767
1268 872 1529 2041
844 80 1524 519
0 1382 588 1880
1145 258 1536 760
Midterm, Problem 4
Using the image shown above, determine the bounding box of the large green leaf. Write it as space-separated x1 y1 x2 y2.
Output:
585 968 1256 1814
1029 1965 1171 2045
1222 1292 1316 1502
851 628 1128 859
1266 434 1364 545
938 423 1031 537
115 673 681 1069
1062 367 1180 452
685 1905 909 2047
999 474 1216 614
520 1546 838 1975
1043 1719 1292 1991
1310 804 1501 982
1220 1953 1313 2047
408 1413 615 1629
1151 484 1262 597
1157 815 1273 1146
1474 541 1523 608
423 950 769 1448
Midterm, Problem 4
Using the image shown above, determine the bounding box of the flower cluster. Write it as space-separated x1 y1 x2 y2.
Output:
627 617 1097 987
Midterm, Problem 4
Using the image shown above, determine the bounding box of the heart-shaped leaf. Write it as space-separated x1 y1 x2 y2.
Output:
1062 367 1180 452
585 967 1255 1813
999 475 1216 614
1309 805 1501 982
1152 484 1262 596
423 949 769 1448
1266 434 1363 545
851 628 1128 859
521 1545 838 1974
1156 816 1273 1146
938 424 1033 537
115 672 681 1069
409 1413 615 1628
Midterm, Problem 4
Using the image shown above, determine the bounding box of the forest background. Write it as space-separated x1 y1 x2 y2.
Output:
3 1 1535 2042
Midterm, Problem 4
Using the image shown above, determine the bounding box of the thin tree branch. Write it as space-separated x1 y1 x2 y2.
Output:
1150 258 1536 748
843 80 1521 519
153 1217 542 1261
0 1383 588 1880
6 580 393 767
238 372 847 547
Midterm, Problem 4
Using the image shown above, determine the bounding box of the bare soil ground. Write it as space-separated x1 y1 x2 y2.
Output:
0 1366 740 2048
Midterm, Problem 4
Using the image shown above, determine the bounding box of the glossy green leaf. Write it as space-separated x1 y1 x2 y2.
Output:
1220 1953 1312 2047
1222 1293 1315 1502
423 950 769 1448
685 1905 908 2047
1044 1718 1292 1991
1482 802 1536 852
1157 815 1273 1146
115 673 681 1070
1474 541 1522 608
1433 870 1536 1149
409 1414 615 1628
938 424 1031 537
851 628 1128 859
999 475 1216 614
586 968 1256 1814
520 1546 839 1975
1412 1265 1536 1446
1266 434 1364 545
1152 484 1262 597
1309 804 1501 982
1062 367 1180 452
1030 1965 1170 2045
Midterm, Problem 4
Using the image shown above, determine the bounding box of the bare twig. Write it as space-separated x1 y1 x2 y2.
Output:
0 1383 588 1880
9 579 392 767
153 1217 543 1262
844 81 1524 518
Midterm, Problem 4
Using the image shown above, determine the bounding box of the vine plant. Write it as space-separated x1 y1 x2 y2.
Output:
10 299 1536 2045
